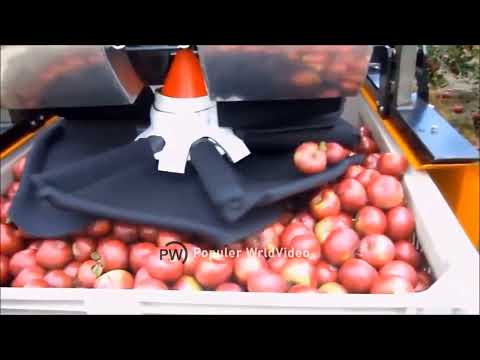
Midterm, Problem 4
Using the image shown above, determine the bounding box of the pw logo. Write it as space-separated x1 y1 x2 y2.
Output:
159 241 188 264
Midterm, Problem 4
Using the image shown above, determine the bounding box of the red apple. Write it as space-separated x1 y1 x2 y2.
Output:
314 215 351 245
367 175 404 210
338 259 378 293
129 242 157 273
77 260 103 288
359 126 371 138
336 179 368 213
173 275 203 291
386 206 415 241
377 153 409 178
371 275 414 294
288 284 318 293
12 266 46 287
134 277 168 289
394 240 421 269
278 211 295 226
357 234 395 268
146 247 184 283
337 213 353 227
323 228 360 266
291 212 316 230
6 181 20 200
0 223 23 256
326 142 349 164
13 156 27 180
194 252 233 289
357 136 378 154
354 206 387 236
24 279 49 288
415 271 433 292
293 142 327 174
268 254 289 273
282 258 318 288
315 261 338 286
234 252 268 284
318 282 347 294
44 270 74 288
344 165 365 179
244 225 280 253
64 261 80 279
309 189 341 220
72 236 97 262
139 225 159 243
355 169 380 188
0 197 11 223
289 235 322 264
9 248 38 276
183 242 202 276
281 222 313 248
247 269 288 293
216 282 243 292
363 153 381 169
36 239 73 270
86 219 112 238
380 260 417 287
112 222 139 244
94 269 134 289
96 238 129 271
156 230 188 247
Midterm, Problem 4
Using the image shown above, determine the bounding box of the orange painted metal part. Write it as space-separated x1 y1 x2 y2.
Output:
361 86 479 249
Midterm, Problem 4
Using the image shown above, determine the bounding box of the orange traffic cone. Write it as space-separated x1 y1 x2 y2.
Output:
162 49 208 98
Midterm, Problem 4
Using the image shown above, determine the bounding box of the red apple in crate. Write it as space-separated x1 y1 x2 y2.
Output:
134 267 153 284
36 239 73 270
27 239 43 251
357 136 378 154
234 252 268 285
244 225 280 253
112 222 139 244
367 175 404 210
282 258 318 288
380 260 417 287
289 235 322 264
44 270 74 288
386 206 415 241
64 261 80 279
318 282 348 294
129 242 157 273
147 247 184 283
139 225 159 243
183 243 202 276
291 212 315 230
354 206 387 236
338 259 378 293
86 219 112 238
1 254 10 285
355 169 380 188
24 279 49 288
315 261 338 286
363 153 381 169
370 275 414 294
216 282 243 292
96 238 129 271
415 271 433 292
134 277 168 290
72 236 97 262
314 216 352 246
194 252 233 289
326 142 349 164
394 240 421 269
0 223 23 256
377 153 409 178
9 248 38 276
77 260 103 288
12 266 46 287
310 189 341 220
336 179 368 213
323 228 360 266
156 230 188 247
281 222 313 248
173 275 203 291
289 284 318 293
247 269 288 293
94 269 134 289
268 254 289 273
357 234 395 269
337 213 353 227
344 165 365 179
293 142 327 174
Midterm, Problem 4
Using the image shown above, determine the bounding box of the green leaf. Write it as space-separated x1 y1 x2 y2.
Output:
91 263 103 278
91 251 101 261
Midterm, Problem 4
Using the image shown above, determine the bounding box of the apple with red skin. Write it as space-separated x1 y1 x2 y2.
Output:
247 269 288 293
291 212 316 230
282 258 318 288
173 275 203 291
86 219 112 238
336 179 368 213
9 248 38 276
281 222 313 248
27 239 43 251
112 222 138 244
355 169 380 188
415 271 433 292
1 197 11 223
314 215 351 245
146 247 184 283
338 259 378 293
289 235 322 264
234 252 268 284
12 266 46 287
64 261 80 279
244 225 280 253
94 269 134 289
44 270 74 288
97 238 129 271
344 165 365 179
337 213 353 227
24 279 49 288
129 242 157 273
363 153 381 169
36 239 73 270
357 234 395 268
194 252 233 289
0 223 23 256
183 243 202 275
289 284 318 293
377 153 409 178
357 136 378 154
354 206 387 236
134 277 168 289
72 236 97 262
326 142 349 164
216 282 243 292
156 230 188 247
139 225 159 243
370 275 413 294
323 228 360 266
318 282 347 294
394 240 421 269
380 260 417 287
386 206 415 241
268 254 289 273
367 175 404 210
13 156 27 180
77 260 102 288
293 142 327 175
309 189 341 220
359 126 371 138
1 254 10 285
315 261 338 286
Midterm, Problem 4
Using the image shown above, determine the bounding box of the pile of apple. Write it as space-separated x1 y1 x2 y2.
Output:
0 126 433 294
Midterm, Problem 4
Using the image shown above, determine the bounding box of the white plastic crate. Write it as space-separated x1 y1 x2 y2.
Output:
1 98 479 315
